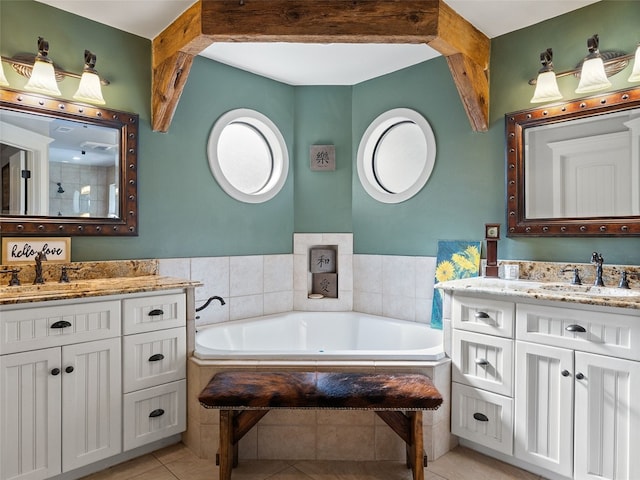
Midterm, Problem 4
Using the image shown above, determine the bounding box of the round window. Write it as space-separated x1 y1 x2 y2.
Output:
208 109 289 203
357 108 436 203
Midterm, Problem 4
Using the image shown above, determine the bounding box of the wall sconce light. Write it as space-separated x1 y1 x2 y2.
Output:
24 37 61 96
575 34 612 94
0 61 9 87
0 36 110 104
530 48 562 103
73 50 106 105
529 34 640 102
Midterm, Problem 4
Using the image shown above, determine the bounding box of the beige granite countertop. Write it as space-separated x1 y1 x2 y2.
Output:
0 275 201 305
436 277 640 311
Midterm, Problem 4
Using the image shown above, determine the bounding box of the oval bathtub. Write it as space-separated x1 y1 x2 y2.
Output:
194 311 444 361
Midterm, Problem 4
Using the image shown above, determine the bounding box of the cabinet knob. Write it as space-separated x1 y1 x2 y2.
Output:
473 412 489 422
565 324 587 333
65 366 74 374
576 372 585 380
51 368 60 376
148 309 164 317
561 370 570 377
50 320 72 329
149 409 165 418
148 353 165 362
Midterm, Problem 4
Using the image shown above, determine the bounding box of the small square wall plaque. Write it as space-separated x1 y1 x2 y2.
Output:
312 273 338 298
310 145 335 171
310 248 336 273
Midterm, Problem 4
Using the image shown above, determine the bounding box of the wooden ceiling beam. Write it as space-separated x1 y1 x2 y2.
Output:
152 0 490 132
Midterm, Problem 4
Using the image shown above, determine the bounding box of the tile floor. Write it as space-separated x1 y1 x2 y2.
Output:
81 443 546 480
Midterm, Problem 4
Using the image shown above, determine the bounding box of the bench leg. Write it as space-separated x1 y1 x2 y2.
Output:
407 411 424 480
219 410 234 480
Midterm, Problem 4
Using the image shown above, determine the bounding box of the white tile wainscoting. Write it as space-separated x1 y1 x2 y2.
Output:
159 235 439 328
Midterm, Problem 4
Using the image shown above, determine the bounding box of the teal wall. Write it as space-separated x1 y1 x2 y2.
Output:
1 0 639 265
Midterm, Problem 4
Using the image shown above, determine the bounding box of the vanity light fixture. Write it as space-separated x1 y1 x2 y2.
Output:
24 37 61 96
528 34 640 101
530 48 563 103
0 61 9 87
629 43 640 82
0 36 110 102
575 34 611 94
73 50 106 105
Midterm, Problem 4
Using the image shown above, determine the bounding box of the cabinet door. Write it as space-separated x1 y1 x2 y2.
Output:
574 352 640 480
0 348 61 480
61 338 122 472
514 341 573 478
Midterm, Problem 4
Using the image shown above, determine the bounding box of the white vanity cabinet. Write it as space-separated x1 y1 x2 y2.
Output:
515 303 640 480
451 295 515 455
0 300 122 480
0 289 189 480
121 293 187 451
450 290 640 480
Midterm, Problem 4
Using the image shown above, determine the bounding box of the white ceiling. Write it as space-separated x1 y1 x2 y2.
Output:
36 0 601 85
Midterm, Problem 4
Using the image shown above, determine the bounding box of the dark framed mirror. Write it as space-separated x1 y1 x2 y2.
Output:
0 88 138 236
505 86 640 236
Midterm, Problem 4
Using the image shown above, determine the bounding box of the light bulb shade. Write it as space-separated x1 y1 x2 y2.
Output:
575 56 611 94
531 71 562 103
73 70 105 104
629 44 640 82
0 61 9 87
24 57 61 96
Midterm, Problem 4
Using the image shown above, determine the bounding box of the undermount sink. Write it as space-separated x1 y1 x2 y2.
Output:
0 281 95 296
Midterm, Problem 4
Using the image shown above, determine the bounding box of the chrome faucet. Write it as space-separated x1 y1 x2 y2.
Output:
33 251 47 285
590 252 605 286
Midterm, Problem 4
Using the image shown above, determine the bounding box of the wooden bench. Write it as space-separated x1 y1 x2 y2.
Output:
198 371 442 480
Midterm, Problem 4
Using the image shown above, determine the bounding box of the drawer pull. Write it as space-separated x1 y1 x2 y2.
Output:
565 324 587 333
50 320 72 329
475 358 489 366
149 409 165 418
473 412 489 422
51 368 60 376
149 353 165 362
148 309 164 317
561 370 571 377
474 312 490 319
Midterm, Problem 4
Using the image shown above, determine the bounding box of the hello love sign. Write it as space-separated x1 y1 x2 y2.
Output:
1 237 71 264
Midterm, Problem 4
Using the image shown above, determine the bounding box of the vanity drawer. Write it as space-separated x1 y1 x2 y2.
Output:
452 330 513 396
516 303 640 361
122 293 186 335
123 379 186 451
452 295 515 338
122 327 186 393
452 382 513 455
0 300 121 355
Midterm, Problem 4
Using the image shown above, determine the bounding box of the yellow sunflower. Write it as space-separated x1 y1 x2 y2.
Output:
435 260 455 282
451 252 475 273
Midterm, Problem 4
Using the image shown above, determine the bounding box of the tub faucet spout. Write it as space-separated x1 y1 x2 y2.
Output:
590 252 605 286
196 295 226 312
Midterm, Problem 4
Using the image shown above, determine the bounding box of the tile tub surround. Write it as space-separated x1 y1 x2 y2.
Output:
160 250 439 329
184 358 455 464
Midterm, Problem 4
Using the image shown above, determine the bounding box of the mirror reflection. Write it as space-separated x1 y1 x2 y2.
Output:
525 108 640 219
1 109 119 218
